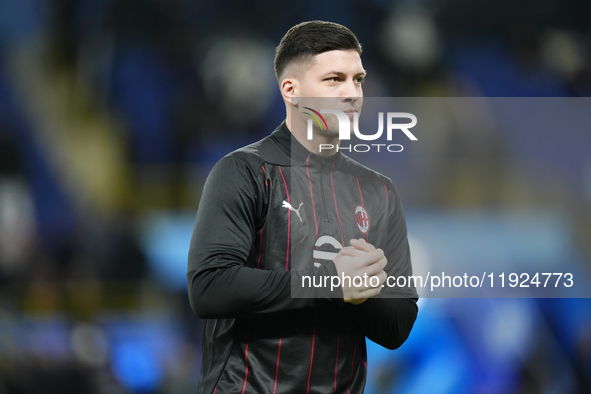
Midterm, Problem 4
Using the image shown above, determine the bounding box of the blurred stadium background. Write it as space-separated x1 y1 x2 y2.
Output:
0 0 590 393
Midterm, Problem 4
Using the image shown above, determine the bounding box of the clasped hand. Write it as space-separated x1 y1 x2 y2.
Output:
333 238 387 305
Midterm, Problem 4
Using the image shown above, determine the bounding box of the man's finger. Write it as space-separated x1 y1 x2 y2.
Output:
338 246 366 257
350 238 376 252
358 248 384 267
365 259 387 276
377 255 387 270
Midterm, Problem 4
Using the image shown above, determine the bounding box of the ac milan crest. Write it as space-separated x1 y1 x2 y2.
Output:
354 205 370 234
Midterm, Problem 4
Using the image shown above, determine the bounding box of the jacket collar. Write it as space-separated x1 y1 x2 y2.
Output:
270 121 343 167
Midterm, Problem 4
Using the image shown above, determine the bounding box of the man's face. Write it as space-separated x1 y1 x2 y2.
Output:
298 50 365 98
295 50 365 137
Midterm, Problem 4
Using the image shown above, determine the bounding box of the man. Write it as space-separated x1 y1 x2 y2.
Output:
187 21 418 394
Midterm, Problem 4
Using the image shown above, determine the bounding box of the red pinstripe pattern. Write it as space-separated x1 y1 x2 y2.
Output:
262 165 268 186
333 305 342 393
383 181 388 204
257 230 263 269
305 155 318 392
306 309 317 394
346 344 357 394
355 177 368 241
331 163 344 393
259 165 267 269
273 336 282 394
241 326 250 394
355 177 364 206
275 166 291 393
330 161 344 246
351 344 357 377
278 166 290 270
306 155 319 246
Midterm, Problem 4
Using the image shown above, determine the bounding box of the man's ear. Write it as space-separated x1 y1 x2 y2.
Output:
281 78 298 106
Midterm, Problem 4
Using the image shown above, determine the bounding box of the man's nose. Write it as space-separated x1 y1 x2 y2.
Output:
340 80 361 100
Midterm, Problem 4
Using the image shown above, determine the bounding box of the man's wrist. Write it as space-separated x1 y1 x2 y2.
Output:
344 298 368 305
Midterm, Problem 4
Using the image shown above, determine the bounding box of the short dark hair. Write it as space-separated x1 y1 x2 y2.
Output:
274 20 362 82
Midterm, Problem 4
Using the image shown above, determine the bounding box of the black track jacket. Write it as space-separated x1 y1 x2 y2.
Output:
188 121 418 394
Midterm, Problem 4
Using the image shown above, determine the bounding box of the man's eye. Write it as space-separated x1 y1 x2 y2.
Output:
356 77 365 83
326 77 340 82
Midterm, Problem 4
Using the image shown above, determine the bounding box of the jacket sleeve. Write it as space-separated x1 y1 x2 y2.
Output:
345 180 418 349
187 155 336 319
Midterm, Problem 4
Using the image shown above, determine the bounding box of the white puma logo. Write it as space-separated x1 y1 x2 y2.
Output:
282 200 303 222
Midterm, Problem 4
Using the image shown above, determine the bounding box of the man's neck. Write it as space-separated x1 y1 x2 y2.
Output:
285 117 339 157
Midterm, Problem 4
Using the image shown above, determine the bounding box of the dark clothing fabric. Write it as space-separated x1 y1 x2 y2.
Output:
188 121 418 394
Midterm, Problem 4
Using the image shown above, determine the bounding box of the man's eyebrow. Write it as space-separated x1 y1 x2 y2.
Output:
321 70 367 77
